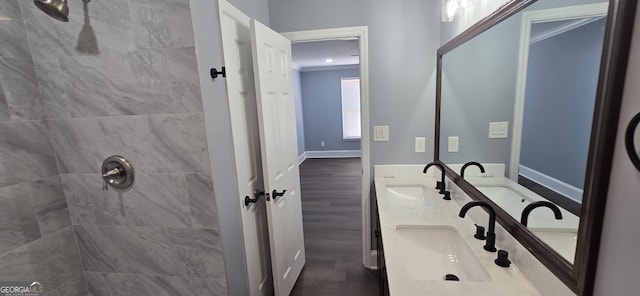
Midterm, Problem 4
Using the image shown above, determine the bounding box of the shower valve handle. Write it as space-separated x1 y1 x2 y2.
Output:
102 167 122 190
101 156 135 191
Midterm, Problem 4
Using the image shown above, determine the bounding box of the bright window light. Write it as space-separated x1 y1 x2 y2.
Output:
325 58 333 63
341 78 361 140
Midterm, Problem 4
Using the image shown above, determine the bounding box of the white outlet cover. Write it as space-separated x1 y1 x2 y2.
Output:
489 122 509 139
448 136 459 152
374 126 389 142
415 137 426 153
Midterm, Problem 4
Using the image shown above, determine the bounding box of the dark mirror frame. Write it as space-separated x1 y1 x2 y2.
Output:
434 0 637 294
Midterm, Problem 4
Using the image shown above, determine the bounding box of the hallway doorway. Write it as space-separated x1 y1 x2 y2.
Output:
291 158 378 295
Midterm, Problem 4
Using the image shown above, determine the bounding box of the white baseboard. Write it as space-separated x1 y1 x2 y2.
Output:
368 250 378 270
298 150 361 164
519 165 583 202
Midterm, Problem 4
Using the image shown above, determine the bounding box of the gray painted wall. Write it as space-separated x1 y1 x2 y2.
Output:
269 0 441 249
301 68 361 151
270 0 440 165
293 68 305 156
594 3 640 293
520 19 606 190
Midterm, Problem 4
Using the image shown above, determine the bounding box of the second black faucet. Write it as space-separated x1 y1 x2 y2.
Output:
459 201 497 252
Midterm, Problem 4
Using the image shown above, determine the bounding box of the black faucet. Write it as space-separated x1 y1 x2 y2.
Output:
460 161 486 179
520 201 563 227
423 162 446 194
459 201 497 252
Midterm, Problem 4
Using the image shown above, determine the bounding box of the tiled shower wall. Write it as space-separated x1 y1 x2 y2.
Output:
0 0 85 295
0 0 227 295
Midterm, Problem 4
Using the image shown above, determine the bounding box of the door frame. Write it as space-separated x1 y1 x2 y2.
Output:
509 3 609 181
282 26 373 268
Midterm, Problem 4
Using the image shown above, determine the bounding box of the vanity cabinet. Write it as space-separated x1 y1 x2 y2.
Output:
376 207 389 296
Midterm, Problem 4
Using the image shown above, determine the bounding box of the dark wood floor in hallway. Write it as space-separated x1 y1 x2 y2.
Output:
291 158 379 296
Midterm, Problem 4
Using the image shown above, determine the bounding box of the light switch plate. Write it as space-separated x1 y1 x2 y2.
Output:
374 126 389 141
489 122 509 139
415 137 426 153
448 136 459 152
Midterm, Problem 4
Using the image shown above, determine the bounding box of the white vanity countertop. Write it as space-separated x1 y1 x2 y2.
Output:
375 176 542 296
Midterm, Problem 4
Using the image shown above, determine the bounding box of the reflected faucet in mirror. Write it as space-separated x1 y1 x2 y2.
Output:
520 201 563 227
460 161 486 179
459 201 497 252
423 162 446 194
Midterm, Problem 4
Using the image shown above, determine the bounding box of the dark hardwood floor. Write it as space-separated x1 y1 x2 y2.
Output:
291 158 379 296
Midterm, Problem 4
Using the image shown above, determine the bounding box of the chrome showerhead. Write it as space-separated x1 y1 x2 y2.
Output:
34 0 92 23
34 0 69 22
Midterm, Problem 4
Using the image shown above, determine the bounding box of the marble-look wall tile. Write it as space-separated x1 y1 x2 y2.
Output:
62 173 192 227
51 47 202 118
59 53 176 117
0 182 41 254
55 273 89 296
0 227 85 290
149 47 202 113
84 272 110 296
0 82 9 122
50 113 210 174
85 272 227 296
166 228 226 279
30 175 72 236
60 174 97 225
186 174 219 228
0 57 46 120
19 0 135 59
129 0 195 50
75 225 226 280
0 0 31 60
75 225 188 276
32 59 72 119
0 120 58 187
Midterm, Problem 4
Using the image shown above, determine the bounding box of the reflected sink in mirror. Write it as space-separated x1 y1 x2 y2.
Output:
476 185 532 217
393 225 491 282
383 185 436 207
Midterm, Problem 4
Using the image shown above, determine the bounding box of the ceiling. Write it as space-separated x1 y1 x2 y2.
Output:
291 40 360 70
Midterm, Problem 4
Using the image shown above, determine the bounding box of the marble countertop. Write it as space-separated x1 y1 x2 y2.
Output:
375 176 542 296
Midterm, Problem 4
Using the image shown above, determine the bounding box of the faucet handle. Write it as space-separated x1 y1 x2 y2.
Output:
495 250 511 267
474 224 486 240
443 190 451 200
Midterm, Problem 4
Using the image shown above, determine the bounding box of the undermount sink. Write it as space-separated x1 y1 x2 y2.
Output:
383 185 436 207
393 225 491 282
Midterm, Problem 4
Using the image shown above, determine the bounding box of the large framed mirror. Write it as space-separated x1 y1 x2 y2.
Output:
434 0 637 294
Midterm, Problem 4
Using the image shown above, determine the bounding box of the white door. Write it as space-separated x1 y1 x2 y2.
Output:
250 19 306 296
217 1 273 296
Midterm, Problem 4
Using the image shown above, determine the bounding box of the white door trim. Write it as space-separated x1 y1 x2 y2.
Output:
282 26 373 268
509 3 609 180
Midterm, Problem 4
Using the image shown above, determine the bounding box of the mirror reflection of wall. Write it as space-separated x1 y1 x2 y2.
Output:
519 17 607 207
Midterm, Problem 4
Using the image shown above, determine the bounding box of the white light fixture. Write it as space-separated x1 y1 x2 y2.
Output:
442 0 476 22
325 58 333 63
